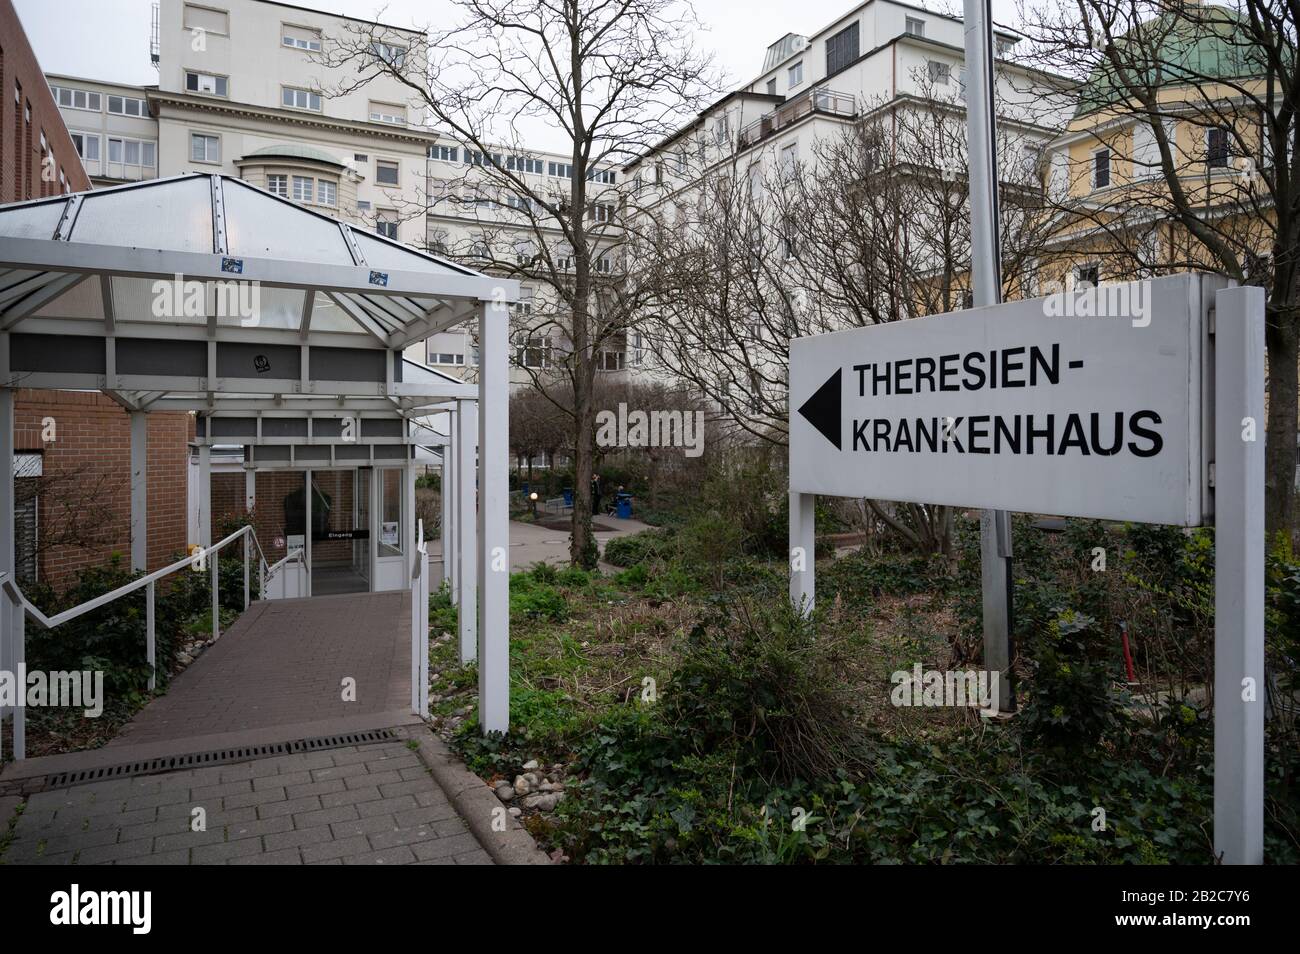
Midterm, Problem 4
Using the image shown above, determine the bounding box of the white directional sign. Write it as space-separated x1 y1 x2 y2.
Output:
789 274 1216 526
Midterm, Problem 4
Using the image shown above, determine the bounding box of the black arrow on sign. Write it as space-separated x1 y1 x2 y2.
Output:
797 367 841 450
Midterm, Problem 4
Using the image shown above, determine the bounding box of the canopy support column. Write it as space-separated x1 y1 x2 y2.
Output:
456 399 477 664
130 411 148 572
245 468 255 513
1 387 15 762
198 445 211 549
478 299 510 736
446 412 457 601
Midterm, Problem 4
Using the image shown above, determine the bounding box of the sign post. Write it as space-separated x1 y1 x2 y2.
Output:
1213 284 1265 864
788 272 1266 863
964 0 1014 710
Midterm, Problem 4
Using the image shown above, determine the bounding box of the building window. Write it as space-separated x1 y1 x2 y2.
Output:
928 60 950 85
825 21 860 76
70 132 100 161
369 102 406 125
1092 147 1111 189
1075 264 1100 289
590 203 614 223
905 17 926 37
780 142 798 179
597 350 625 371
507 155 544 174
376 211 399 239
183 4 229 35
713 115 730 145
766 78 777 95
516 336 553 369
51 86 102 111
291 175 313 202
369 41 407 68
588 167 616 184
788 61 803 88
317 179 336 206
282 25 322 51
376 160 400 186
190 133 220 163
267 173 288 196
429 144 457 162
282 86 322 111
1207 126 1230 168
428 351 465 366
548 160 573 179
109 137 157 167
594 255 614 274
106 94 146 116
185 70 228 97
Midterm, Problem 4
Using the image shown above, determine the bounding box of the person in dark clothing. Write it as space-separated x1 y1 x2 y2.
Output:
591 474 602 515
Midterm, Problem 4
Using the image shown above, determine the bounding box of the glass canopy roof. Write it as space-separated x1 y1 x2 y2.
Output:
0 172 509 346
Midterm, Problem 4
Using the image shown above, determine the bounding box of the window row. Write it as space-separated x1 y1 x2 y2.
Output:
51 85 147 117
266 173 337 206
71 131 157 168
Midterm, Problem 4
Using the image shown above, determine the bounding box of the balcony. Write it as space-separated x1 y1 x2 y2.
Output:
736 87 856 151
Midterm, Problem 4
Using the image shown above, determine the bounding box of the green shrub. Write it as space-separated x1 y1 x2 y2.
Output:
509 573 569 622
602 528 675 568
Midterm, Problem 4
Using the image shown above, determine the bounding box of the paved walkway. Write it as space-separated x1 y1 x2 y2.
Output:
0 590 541 865
3 739 491 865
108 591 410 747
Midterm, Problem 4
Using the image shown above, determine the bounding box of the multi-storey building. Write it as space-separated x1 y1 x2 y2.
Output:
423 142 628 387
47 74 159 187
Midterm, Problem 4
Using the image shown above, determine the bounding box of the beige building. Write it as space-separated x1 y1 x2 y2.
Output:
48 75 159 187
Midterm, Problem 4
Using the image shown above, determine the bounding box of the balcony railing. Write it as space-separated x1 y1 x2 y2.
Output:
737 87 856 151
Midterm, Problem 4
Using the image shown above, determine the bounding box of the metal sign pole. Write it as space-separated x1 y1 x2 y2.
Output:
1213 285 1265 864
964 0 1015 710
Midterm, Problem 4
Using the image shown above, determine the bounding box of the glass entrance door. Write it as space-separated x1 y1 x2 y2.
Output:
353 467 371 585
310 468 369 595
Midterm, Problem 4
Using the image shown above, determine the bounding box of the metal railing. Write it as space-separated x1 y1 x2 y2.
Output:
409 519 430 718
736 87 857 151
0 524 302 761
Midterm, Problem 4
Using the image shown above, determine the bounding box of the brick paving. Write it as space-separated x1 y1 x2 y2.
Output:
108 591 411 746
2 741 493 865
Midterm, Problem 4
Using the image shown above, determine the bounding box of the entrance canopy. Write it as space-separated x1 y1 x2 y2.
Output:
0 172 515 736
0 172 514 412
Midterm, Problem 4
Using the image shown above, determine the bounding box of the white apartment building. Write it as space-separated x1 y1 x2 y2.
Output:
424 143 628 387
626 0 1074 242
48 75 160 187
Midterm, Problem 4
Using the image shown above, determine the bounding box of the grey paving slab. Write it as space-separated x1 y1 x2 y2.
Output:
0 742 493 866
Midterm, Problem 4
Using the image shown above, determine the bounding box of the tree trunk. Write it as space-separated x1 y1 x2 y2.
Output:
1264 312 1297 544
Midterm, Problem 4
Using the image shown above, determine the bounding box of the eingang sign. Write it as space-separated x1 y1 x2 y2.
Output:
789 274 1214 526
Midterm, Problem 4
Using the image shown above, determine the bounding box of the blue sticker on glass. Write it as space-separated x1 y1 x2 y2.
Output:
221 257 244 274
369 270 389 287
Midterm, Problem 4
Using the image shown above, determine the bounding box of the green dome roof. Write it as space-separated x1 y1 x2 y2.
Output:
239 144 345 167
1075 5 1269 118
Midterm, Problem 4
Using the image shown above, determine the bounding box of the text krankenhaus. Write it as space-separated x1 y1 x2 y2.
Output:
849 344 1163 458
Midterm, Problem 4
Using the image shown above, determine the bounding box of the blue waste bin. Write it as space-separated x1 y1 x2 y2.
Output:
615 493 633 519
562 487 574 507
521 482 530 498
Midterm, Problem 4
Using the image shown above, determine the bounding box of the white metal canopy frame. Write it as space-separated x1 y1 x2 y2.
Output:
0 172 515 745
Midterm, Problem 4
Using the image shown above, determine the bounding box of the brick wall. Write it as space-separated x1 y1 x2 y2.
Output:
0 0 90 202
14 389 193 590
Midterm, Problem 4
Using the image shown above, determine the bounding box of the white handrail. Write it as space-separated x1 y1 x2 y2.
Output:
0 523 272 761
4 525 256 630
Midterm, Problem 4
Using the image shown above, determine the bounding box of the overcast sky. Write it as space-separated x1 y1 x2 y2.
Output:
16 0 1024 88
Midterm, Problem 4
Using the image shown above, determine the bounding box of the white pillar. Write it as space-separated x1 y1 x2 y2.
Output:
0 388 14 578
245 467 256 513
130 410 148 572
446 413 457 598
1213 284 1266 865
478 300 510 735
789 491 815 616
304 468 312 598
440 456 451 581
198 444 212 549
456 399 478 664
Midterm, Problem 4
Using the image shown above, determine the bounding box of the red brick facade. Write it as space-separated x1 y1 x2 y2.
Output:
211 470 358 566
0 0 90 201
13 389 193 590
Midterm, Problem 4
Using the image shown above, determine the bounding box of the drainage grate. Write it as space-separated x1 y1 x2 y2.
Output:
41 728 399 790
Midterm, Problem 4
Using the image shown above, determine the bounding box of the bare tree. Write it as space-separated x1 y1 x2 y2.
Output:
636 88 1058 553
1017 0 1300 539
327 0 717 566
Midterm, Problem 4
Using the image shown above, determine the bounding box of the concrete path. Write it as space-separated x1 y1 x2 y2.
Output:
3 738 492 865
505 516 652 570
